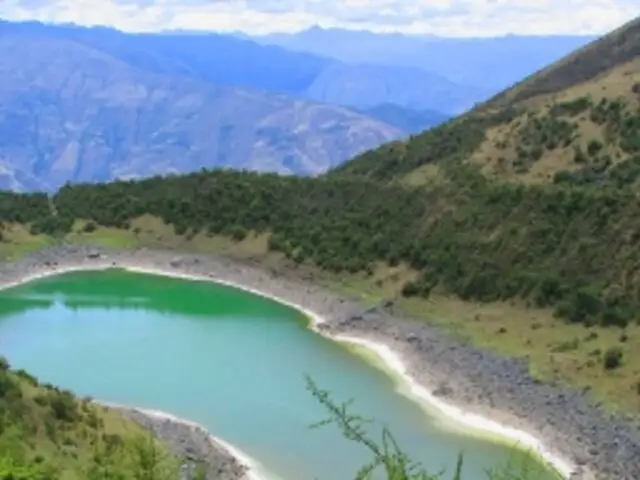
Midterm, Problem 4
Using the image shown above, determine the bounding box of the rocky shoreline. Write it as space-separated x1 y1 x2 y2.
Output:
102 404 249 480
1 245 639 479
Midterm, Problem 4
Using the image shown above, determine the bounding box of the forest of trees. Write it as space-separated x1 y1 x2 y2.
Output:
2 165 640 330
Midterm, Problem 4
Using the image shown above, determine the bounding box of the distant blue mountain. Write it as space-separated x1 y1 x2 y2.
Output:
251 27 598 92
0 20 408 190
0 20 328 95
0 20 480 116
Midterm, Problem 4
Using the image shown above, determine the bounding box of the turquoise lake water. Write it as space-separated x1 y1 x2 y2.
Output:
0 269 557 479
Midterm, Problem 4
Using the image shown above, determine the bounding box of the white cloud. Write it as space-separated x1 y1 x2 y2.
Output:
1 0 639 36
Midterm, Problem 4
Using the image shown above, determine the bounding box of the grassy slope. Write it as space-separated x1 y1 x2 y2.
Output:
2 216 637 415
0 357 179 479
305 17 640 413
335 17 640 185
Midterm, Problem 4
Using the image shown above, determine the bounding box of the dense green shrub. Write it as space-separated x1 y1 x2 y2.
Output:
604 347 623 370
29 215 73 236
0 192 50 223
45 168 640 328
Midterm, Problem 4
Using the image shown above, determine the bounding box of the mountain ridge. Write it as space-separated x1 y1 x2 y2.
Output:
252 27 597 92
0 25 403 191
0 20 482 115
333 16 640 187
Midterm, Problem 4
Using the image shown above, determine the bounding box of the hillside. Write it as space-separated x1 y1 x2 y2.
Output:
334 17 640 187
0 24 401 191
0 21 476 143
0 357 181 478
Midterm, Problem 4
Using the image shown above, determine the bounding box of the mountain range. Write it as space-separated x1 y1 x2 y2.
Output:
0 21 404 191
0 20 600 191
251 27 597 92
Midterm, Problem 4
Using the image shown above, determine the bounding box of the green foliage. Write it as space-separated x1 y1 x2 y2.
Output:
44 167 640 328
589 98 640 154
0 192 50 224
549 97 592 117
0 456 56 479
608 156 640 186
518 114 577 152
330 108 520 181
603 346 623 370
29 215 74 236
306 376 562 480
0 357 182 479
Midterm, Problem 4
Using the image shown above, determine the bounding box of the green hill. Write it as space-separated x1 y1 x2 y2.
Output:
0 357 181 479
333 17 640 187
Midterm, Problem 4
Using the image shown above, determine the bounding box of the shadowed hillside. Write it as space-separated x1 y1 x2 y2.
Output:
488 17 640 106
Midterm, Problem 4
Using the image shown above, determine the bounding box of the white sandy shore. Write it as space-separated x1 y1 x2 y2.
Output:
97 400 271 480
0 261 575 479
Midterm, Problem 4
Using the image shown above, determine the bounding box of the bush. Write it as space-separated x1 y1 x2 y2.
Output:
587 140 603 156
603 346 623 370
48 391 78 422
401 281 421 297
29 215 73 236
228 225 247 241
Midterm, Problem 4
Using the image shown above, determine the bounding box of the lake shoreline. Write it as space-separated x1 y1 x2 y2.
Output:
0 245 638 479
98 402 256 480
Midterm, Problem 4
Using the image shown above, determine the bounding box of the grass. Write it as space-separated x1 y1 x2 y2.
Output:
400 55 640 187
0 224 56 261
66 220 140 249
320 264 640 415
0 361 181 479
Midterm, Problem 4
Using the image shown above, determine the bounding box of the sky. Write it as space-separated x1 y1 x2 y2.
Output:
1 0 639 37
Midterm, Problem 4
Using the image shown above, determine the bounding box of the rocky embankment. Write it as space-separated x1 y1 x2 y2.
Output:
103 404 248 480
1 245 639 479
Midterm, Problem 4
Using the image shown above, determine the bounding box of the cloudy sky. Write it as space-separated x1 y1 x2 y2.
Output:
1 0 639 36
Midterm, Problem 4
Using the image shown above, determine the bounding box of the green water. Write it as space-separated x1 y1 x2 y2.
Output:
0 270 556 479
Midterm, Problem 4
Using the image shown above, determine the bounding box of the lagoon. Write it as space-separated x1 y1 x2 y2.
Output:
0 269 556 479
